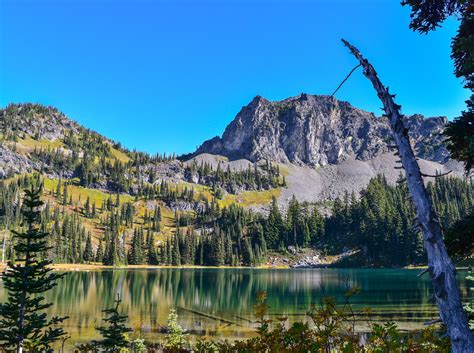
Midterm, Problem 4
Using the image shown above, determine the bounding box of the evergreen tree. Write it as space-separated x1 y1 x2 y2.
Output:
0 188 68 352
171 232 181 266
83 232 94 263
241 237 254 266
128 228 145 265
265 196 284 248
146 229 158 265
95 240 104 263
62 183 68 205
152 205 161 232
96 294 132 352
84 196 91 218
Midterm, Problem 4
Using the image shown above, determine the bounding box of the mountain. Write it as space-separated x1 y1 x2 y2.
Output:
194 94 449 166
0 97 463 208
190 94 463 203
0 99 470 268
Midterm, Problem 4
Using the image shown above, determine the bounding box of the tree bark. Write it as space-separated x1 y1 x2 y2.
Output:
341 39 474 353
2 222 7 265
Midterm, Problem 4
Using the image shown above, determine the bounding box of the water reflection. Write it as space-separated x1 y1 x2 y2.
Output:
0 268 471 345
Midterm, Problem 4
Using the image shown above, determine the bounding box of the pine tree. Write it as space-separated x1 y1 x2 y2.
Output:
55 179 61 198
84 196 91 218
62 183 68 205
95 240 104 263
241 237 254 266
96 294 132 352
83 232 94 263
0 188 68 352
128 228 145 265
103 231 119 266
171 232 181 266
146 229 158 265
265 196 284 248
152 205 161 231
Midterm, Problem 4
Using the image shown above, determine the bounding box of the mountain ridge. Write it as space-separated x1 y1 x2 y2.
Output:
193 93 449 167
0 97 461 208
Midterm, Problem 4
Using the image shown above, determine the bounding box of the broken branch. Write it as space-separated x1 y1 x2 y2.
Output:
331 64 361 97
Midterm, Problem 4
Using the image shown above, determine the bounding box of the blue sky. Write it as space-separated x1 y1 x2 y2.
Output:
0 0 468 155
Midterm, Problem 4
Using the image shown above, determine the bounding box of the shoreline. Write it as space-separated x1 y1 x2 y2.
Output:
0 263 469 272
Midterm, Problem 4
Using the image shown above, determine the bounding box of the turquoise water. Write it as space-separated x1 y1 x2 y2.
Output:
1 268 472 346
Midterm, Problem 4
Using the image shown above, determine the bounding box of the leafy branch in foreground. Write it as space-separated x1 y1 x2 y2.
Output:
194 290 450 353
0 187 68 352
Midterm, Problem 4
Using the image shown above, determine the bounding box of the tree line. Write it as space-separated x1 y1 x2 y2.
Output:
2 172 470 268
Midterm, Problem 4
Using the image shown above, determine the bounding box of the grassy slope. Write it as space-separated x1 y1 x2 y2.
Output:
40 177 281 249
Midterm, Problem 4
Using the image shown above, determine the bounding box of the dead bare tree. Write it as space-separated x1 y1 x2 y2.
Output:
340 39 474 353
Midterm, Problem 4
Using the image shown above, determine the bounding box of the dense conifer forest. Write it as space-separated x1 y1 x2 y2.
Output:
0 173 471 268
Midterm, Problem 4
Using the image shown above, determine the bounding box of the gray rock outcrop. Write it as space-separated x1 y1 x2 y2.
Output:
194 94 449 166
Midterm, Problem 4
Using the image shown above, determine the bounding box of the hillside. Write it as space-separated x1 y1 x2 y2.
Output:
0 99 470 268
191 94 462 203
1 98 461 207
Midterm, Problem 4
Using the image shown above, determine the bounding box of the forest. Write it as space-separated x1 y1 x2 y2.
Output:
0 172 471 268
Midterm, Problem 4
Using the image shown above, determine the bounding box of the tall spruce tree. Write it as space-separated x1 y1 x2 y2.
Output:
83 232 94 263
146 228 158 265
0 188 68 352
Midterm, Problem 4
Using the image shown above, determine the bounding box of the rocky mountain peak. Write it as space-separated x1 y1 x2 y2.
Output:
1 103 80 141
194 94 449 166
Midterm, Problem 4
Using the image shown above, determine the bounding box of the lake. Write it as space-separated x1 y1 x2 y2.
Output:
0 268 472 348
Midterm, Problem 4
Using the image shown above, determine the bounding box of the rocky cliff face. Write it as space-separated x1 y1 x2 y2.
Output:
194 94 449 166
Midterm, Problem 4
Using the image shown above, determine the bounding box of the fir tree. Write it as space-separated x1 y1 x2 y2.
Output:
95 240 104 263
0 188 68 352
83 232 94 263
84 196 91 218
96 294 132 352
171 232 181 266
62 183 68 205
146 229 158 265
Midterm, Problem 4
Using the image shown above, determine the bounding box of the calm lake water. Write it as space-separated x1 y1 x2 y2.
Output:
1 268 472 347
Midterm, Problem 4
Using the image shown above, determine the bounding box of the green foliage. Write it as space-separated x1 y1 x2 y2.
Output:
445 96 474 174
165 309 188 351
83 232 94 263
96 294 132 352
445 208 474 260
194 290 450 352
185 159 283 195
130 338 147 352
0 187 68 352
403 1 474 175
464 272 474 330
324 175 473 266
0 173 471 269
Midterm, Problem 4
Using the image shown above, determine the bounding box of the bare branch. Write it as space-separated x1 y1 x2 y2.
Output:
418 268 429 277
331 64 361 97
424 318 443 326
420 170 452 178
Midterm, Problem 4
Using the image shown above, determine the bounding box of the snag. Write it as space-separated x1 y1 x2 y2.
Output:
341 39 474 353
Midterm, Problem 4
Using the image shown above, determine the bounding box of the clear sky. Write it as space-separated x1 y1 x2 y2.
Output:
0 0 469 155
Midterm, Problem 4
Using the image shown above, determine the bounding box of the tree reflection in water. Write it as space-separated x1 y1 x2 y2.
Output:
0 268 471 346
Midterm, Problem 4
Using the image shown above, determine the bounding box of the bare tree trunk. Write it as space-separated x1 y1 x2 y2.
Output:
2 221 8 264
341 39 474 353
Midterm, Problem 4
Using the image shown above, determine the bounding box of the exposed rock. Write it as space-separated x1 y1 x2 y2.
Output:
194 94 449 166
1 103 80 141
0 143 40 177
